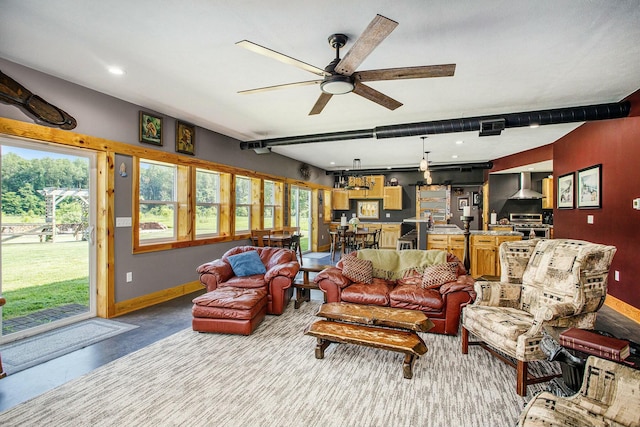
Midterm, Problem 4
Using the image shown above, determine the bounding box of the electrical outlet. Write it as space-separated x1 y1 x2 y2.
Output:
126 272 132 282
614 270 620 281
386 213 391 218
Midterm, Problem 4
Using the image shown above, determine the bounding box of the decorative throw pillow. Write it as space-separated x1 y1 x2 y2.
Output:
420 262 458 289
228 250 267 277
342 255 373 284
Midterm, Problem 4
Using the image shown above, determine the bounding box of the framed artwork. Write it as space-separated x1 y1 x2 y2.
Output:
139 111 163 146
577 164 602 208
457 197 469 210
557 172 575 209
175 120 195 155
472 191 480 206
357 201 379 219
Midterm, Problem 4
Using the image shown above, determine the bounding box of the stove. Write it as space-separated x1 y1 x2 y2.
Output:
509 213 550 239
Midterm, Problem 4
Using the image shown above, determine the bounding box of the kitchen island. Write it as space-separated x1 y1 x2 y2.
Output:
403 218 523 277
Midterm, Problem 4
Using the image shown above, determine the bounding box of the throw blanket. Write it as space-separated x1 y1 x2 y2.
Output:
356 249 447 281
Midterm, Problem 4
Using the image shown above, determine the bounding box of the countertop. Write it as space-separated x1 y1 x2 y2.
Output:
427 229 523 236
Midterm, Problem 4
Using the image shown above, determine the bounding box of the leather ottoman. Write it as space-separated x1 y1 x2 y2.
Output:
192 287 268 335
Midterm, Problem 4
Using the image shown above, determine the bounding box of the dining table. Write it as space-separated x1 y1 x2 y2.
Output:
329 228 376 261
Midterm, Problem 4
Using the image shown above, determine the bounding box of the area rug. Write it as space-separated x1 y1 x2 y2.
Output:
0 318 138 374
0 302 557 426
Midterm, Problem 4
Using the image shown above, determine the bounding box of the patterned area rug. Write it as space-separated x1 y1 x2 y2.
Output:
0 318 138 374
0 302 557 426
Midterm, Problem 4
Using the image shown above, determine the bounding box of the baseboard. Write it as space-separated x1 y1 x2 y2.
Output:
111 281 203 317
604 294 640 324
317 244 331 252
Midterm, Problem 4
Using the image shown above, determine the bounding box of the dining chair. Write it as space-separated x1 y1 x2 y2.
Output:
363 228 381 249
251 229 271 247
289 234 303 266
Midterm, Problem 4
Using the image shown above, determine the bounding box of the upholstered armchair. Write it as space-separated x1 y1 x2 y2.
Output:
196 246 300 315
517 355 640 426
461 239 617 396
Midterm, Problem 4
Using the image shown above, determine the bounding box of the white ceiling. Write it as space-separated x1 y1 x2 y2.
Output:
1 1 639 174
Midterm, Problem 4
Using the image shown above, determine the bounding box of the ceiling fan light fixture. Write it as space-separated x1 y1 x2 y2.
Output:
320 75 354 95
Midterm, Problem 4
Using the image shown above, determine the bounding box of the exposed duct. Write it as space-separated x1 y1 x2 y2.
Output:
509 172 544 199
325 161 493 176
239 101 631 149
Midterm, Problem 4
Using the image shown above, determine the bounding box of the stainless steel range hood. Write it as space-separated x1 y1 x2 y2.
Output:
509 172 544 199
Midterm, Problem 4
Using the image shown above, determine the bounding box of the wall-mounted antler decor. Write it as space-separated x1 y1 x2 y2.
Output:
0 69 77 130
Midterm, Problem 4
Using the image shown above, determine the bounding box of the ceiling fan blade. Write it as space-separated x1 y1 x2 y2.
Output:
335 14 399 76
355 64 456 82
353 82 402 111
236 40 329 77
309 92 333 115
238 80 322 95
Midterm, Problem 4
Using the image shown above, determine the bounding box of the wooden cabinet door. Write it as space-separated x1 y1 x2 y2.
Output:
366 175 385 199
383 186 403 210
332 189 350 210
448 235 466 261
380 224 400 249
471 236 497 277
542 177 554 209
427 234 448 251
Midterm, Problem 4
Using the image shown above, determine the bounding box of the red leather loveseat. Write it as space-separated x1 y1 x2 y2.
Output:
196 246 300 315
314 249 475 335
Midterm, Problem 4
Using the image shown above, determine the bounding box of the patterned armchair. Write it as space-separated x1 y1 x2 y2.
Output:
461 239 617 396
517 355 640 426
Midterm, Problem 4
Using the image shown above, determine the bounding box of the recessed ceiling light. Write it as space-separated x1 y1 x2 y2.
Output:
529 123 539 128
528 167 535 170
452 154 458 159
329 161 335 165
455 140 463 145
108 66 125 75
387 166 392 169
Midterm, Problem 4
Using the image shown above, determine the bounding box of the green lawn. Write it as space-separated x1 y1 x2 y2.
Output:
1 240 89 319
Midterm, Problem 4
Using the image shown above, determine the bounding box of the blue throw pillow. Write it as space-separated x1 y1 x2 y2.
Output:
228 250 267 277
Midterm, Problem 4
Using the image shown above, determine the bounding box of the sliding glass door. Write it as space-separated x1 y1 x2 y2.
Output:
0 137 96 343
290 186 311 252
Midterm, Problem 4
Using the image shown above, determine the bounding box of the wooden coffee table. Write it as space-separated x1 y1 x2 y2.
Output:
305 303 434 379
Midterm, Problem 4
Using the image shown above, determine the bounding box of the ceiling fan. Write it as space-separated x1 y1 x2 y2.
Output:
237 14 455 115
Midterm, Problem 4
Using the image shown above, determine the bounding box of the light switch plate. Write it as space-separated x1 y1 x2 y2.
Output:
386 213 391 218
587 215 594 224
116 217 132 227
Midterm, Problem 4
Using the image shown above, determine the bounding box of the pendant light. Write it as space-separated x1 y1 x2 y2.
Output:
422 150 432 184
342 159 371 190
419 136 428 171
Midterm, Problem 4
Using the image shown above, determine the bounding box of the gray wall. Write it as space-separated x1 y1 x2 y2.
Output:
0 58 332 303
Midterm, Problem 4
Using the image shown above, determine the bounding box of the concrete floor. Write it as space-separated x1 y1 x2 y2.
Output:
0 252 638 413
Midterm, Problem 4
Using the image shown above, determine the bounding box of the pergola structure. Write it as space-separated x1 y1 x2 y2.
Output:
38 187 89 242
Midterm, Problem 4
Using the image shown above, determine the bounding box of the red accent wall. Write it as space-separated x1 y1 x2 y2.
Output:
489 144 554 173
553 113 640 309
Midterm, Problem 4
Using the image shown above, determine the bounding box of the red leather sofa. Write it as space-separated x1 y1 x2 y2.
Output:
196 246 300 316
314 250 475 335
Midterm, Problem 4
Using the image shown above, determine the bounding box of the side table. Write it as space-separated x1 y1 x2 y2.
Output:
293 265 331 309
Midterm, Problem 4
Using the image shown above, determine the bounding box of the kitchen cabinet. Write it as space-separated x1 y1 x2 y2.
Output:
323 190 332 224
448 235 466 262
426 234 466 262
332 189 350 210
380 224 401 249
471 235 523 277
347 175 384 199
542 177 554 209
383 186 403 210
471 235 497 277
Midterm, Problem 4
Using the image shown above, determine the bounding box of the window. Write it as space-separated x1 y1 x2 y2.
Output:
264 180 276 229
235 176 251 233
195 169 220 237
139 160 177 242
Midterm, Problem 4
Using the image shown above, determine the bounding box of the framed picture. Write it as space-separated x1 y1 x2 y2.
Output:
357 201 379 219
557 172 575 209
457 197 469 210
176 120 195 155
472 191 480 206
577 164 602 208
139 111 162 146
